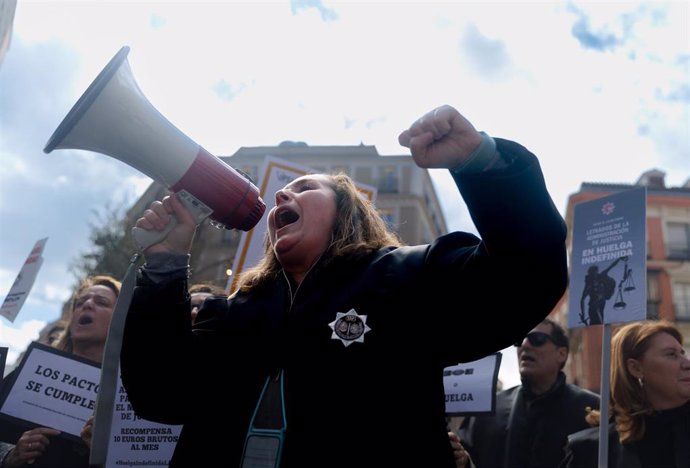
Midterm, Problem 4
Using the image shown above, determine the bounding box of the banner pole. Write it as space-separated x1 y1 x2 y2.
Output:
89 253 140 468
597 323 611 468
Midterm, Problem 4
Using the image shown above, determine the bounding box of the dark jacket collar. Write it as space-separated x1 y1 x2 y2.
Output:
521 371 566 402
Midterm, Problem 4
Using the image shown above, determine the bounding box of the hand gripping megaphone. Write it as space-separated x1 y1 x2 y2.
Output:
44 46 266 249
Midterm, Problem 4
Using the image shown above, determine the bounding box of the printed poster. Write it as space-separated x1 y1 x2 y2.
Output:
1 238 48 322
444 353 501 415
568 187 647 328
0 343 99 440
0 343 180 466
104 368 181 468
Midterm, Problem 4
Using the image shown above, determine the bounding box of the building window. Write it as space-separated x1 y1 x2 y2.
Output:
667 222 690 259
647 271 660 319
673 282 690 321
378 207 397 233
377 166 398 193
354 167 373 186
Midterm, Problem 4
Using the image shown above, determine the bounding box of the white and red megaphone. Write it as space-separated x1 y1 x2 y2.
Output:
44 46 265 249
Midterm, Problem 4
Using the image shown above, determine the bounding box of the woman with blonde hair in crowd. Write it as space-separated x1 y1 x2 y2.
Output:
561 320 690 468
0 275 121 467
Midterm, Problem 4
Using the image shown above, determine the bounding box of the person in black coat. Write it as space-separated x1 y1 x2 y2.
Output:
120 104 569 468
457 319 600 468
0 275 121 468
560 320 690 468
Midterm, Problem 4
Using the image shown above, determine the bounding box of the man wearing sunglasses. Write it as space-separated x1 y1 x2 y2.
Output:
456 319 599 468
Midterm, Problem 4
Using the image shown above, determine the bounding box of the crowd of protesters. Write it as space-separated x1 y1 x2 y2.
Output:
1 102 688 468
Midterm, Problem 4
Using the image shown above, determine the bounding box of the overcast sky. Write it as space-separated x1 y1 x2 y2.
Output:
1 1 688 387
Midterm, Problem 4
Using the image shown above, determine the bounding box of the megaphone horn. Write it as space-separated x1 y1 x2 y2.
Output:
44 46 266 248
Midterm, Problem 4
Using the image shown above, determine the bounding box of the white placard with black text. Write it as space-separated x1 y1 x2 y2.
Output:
444 353 501 415
0 343 99 439
104 368 182 468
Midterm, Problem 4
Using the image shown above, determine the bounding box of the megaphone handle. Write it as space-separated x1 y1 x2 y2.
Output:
132 190 213 251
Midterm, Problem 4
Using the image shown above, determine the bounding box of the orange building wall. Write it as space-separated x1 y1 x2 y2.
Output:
646 217 664 260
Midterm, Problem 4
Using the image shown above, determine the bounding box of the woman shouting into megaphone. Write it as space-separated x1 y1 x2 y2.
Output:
120 104 568 468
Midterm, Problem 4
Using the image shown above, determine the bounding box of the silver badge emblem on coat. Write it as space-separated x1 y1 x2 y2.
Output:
328 309 371 347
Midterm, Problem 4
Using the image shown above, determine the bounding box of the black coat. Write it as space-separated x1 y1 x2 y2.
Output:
120 139 568 468
561 402 690 468
458 373 600 468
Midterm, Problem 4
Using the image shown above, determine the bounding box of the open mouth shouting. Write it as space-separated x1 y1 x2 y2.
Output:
274 206 300 231
77 314 94 326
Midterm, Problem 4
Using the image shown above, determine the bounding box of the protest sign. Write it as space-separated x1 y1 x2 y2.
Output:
568 187 647 328
444 353 501 415
1 238 48 322
0 343 181 465
0 342 99 441
104 368 181 468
